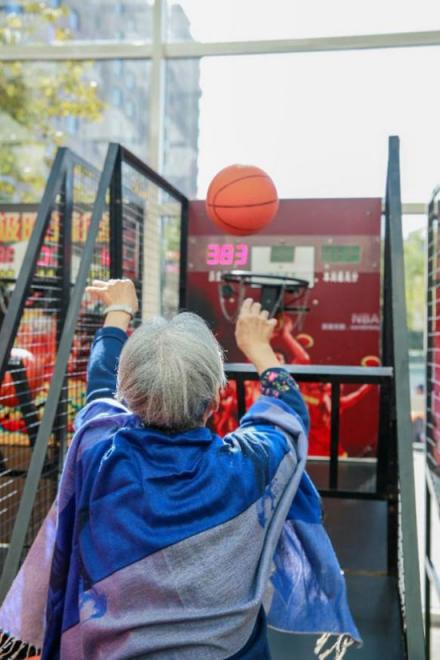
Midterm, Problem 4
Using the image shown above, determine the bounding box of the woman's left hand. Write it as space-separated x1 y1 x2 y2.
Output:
86 279 139 314
86 279 139 331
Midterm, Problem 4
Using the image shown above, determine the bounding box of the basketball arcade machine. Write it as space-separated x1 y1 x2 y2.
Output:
187 198 381 459
186 138 424 657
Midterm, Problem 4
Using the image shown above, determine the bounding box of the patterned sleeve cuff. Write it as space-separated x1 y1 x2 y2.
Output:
260 367 299 398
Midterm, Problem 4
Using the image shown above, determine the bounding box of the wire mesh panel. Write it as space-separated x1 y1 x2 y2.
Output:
120 159 183 322
120 162 145 324
0 194 65 561
426 192 440 658
0 155 103 564
66 163 110 457
427 196 440 499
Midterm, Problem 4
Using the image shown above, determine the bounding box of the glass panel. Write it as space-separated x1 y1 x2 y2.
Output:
163 49 440 202
0 59 150 202
120 163 182 319
405 214 426 446
0 1 153 44
166 0 440 42
160 210 182 317
163 57 200 198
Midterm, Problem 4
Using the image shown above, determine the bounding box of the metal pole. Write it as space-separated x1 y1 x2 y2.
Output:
179 199 189 309
386 135 425 659
329 382 340 489
109 145 123 279
236 377 246 420
55 155 74 476
425 481 431 659
148 0 164 172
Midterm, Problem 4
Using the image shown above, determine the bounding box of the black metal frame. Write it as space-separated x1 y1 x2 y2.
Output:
0 143 189 601
425 186 440 659
385 137 424 658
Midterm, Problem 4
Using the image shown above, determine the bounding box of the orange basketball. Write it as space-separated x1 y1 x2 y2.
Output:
206 164 279 235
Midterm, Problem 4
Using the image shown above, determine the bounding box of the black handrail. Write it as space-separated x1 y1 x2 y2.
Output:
225 364 392 501
225 363 392 383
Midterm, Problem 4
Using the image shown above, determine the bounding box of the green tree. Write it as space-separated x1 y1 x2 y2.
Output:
404 229 426 334
0 2 104 200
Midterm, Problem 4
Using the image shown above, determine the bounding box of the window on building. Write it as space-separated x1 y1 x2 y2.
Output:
0 59 150 202
112 88 123 107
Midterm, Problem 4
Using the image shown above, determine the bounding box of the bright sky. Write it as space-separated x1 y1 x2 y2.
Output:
170 0 440 41
168 1 440 236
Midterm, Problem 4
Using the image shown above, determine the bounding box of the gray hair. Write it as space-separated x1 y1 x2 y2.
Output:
116 312 226 431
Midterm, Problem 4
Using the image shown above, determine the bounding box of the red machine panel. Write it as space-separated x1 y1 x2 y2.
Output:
187 198 382 457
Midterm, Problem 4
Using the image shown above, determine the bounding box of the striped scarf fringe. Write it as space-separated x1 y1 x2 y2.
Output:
0 631 40 659
315 633 355 660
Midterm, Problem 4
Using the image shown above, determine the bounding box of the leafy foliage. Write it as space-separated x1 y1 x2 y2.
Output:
0 2 104 201
404 228 426 332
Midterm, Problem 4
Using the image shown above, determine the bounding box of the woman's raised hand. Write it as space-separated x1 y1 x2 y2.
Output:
235 299 279 374
86 278 139 314
86 279 139 331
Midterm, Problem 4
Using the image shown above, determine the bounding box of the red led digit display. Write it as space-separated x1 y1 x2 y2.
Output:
206 243 248 267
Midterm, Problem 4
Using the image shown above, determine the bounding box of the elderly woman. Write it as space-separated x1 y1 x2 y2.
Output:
0 279 360 660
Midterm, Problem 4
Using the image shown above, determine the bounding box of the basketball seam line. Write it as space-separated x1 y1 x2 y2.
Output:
207 199 278 209
210 174 274 207
209 200 250 233
210 209 258 234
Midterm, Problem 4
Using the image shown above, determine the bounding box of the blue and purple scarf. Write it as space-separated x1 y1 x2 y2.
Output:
0 368 361 658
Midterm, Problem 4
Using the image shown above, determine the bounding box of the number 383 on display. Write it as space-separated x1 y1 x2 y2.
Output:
206 243 249 267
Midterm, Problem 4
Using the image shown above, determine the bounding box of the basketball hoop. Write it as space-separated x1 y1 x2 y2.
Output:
219 270 310 330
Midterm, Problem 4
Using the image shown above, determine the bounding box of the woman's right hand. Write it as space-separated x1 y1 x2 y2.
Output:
235 299 280 374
